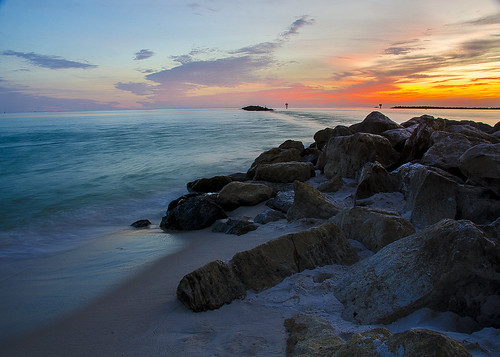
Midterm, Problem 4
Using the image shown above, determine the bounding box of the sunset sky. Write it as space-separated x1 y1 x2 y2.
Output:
0 0 499 112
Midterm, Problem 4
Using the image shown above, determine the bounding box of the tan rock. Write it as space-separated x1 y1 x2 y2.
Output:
331 206 415 252
218 181 274 211
287 181 342 221
247 147 302 178
254 161 315 183
324 133 398 179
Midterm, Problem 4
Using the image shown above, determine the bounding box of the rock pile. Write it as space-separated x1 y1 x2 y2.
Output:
156 111 498 354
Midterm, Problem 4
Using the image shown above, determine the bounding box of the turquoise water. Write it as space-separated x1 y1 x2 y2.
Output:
0 107 498 259
0 107 498 342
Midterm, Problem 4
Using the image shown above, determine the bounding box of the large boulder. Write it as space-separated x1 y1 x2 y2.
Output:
287 181 342 221
349 111 402 135
218 181 274 211
456 185 500 224
330 207 415 252
354 161 399 201
458 143 500 195
176 260 246 312
160 193 227 231
247 147 302 178
231 222 358 292
381 127 412 152
324 133 399 179
402 115 447 162
420 131 482 173
445 124 498 143
334 219 500 327
253 161 315 183
314 125 353 150
187 175 232 193
177 223 358 311
395 163 461 229
285 316 471 357
211 217 258 236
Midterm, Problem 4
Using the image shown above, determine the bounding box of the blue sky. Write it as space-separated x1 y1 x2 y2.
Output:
1 0 499 112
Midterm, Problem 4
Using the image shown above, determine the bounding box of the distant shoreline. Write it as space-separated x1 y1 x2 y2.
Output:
391 106 500 110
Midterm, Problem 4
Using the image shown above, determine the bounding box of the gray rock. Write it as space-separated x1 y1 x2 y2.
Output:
324 133 399 179
381 127 412 151
187 175 232 193
455 185 500 224
331 206 415 252
334 219 500 328
349 111 402 135
254 209 286 224
459 143 500 195
314 125 354 151
218 181 275 211
395 163 460 229
212 217 258 235
287 181 342 221
402 115 447 162
176 260 246 312
247 147 302 178
445 124 498 143
254 161 315 183
265 190 294 213
354 161 399 201
421 131 491 173
160 194 227 231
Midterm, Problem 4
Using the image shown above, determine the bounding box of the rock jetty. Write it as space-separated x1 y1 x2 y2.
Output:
159 111 499 355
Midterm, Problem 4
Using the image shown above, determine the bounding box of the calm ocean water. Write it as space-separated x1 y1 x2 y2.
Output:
0 107 498 259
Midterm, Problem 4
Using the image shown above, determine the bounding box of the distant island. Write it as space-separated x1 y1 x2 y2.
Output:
392 106 500 110
242 105 274 111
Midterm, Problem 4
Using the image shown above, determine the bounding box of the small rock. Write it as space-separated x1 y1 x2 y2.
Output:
187 175 232 193
212 217 258 236
254 209 286 224
130 219 152 228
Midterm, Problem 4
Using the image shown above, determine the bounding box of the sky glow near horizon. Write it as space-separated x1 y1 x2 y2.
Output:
0 0 499 112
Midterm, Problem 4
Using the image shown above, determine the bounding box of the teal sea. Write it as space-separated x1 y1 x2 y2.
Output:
0 107 498 258
0 107 498 341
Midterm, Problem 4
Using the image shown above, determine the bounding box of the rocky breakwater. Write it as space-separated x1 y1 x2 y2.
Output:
158 110 498 355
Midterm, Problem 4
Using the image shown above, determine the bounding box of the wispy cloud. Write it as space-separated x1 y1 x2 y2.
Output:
1 50 97 69
115 82 156 95
460 13 500 26
134 49 154 60
281 16 315 39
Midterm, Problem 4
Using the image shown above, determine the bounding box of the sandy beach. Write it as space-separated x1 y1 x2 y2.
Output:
2 171 498 356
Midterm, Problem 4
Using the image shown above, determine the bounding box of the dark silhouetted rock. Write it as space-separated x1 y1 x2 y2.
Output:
212 217 258 236
334 219 500 328
254 161 315 183
301 147 321 165
456 185 500 224
349 111 402 135
130 219 152 228
160 193 227 231
287 181 342 221
187 175 232 193
313 125 354 151
241 105 273 111
324 133 399 179
279 139 304 152
331 206 415 252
